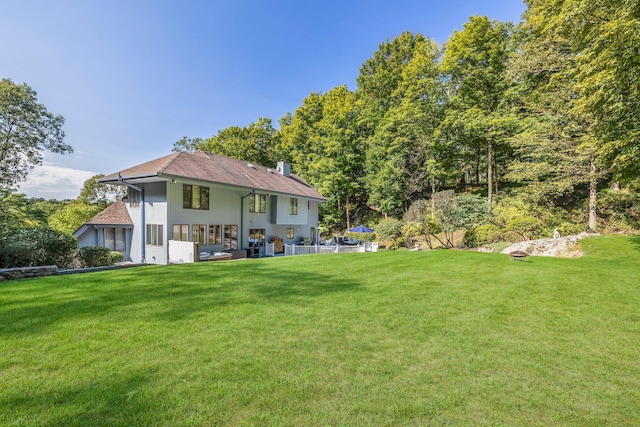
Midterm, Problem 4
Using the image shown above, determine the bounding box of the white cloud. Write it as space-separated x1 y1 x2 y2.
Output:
17 164 97 200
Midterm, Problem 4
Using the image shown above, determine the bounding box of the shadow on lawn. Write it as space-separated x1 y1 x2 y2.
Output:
1 368 159 427
0 261 361 336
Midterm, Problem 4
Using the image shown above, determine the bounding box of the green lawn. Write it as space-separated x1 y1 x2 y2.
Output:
1 235 639 426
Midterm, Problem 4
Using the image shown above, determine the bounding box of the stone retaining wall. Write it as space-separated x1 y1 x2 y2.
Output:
0 266 58 281
0 263 147 282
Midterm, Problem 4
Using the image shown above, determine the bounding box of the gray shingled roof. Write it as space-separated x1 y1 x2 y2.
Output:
100 151 326 201
85 200 133 226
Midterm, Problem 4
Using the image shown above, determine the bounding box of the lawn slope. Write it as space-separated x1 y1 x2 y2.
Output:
1 235 639 426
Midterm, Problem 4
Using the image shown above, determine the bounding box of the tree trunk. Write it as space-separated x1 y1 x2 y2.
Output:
588 155 597 232
431 177 436 217
487 141 493 212
345 194 351 230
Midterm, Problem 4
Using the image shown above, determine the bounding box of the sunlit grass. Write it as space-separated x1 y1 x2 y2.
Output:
1 235 639 426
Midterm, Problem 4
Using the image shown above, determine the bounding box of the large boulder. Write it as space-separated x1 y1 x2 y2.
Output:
500 232 596 258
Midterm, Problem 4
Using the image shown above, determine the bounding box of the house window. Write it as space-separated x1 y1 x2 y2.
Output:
286 228 294 239
146 224 163 246
104 228 126 251
172 224 189 241
249 193 266 213
209 224 222 245
192 224 206 244
183 184 209 210
224 224 238 250
128 188 140 208
289 197 298 215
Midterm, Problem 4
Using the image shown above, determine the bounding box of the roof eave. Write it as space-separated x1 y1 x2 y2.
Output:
98 173 160 184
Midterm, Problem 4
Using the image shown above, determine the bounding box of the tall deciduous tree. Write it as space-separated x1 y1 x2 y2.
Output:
179 118 280 167
511 1 626 231
79 174 126 207
358 32 448 216
506 22 594 206
0 78 72 189
280 87 367 231
525 0 640 182
440 16 516 211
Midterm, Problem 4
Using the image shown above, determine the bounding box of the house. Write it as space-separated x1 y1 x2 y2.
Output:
74 151 326 264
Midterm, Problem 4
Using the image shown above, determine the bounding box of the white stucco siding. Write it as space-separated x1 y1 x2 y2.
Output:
125 182 168 264
273 195 309 225
167 181 244 228
267 199 320 244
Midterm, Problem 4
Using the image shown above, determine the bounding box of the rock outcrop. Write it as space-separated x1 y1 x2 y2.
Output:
499 232 596 258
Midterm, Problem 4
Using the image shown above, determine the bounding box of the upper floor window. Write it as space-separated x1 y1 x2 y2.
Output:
183 184 209 210
249 193 266 213
289 197 298 215
128 188 140 208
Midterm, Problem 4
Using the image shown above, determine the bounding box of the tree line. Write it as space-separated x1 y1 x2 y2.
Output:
171 2 640 237
2 0 639 258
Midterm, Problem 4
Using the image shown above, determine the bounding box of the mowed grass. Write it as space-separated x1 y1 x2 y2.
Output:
1 235 640 426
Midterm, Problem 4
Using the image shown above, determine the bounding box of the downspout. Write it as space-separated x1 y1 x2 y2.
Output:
240 190 255 253
118 173 146 263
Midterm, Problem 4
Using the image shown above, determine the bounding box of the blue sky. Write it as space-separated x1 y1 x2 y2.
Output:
1 0 526 199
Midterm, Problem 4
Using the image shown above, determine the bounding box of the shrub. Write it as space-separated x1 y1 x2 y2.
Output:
77 246 113 267
109 251 125 264
0 227 77 268
375 218 404 250
402 221 423 248
506 216 544 240
463 224 503 247
598 190 640 232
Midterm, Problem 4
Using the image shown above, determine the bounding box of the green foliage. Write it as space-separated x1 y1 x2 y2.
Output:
48 201 102 236
109 251 125 264
527 0 640 180
172 136 204 153
598 190 640 232
440 16 517 207
78 174 125 206
401 221 423 248
77 246 117 268
361 33 447 215
0 227 77 268
431 191 488 247
506 216 544 240
0 190 48 228
280 87 367 232
374 217 404 249
0 78 72 189
463 223 503 247
194 118 280 167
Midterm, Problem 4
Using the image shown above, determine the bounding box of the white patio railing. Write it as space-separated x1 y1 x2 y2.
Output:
280 243 378 256
264 242 378 257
